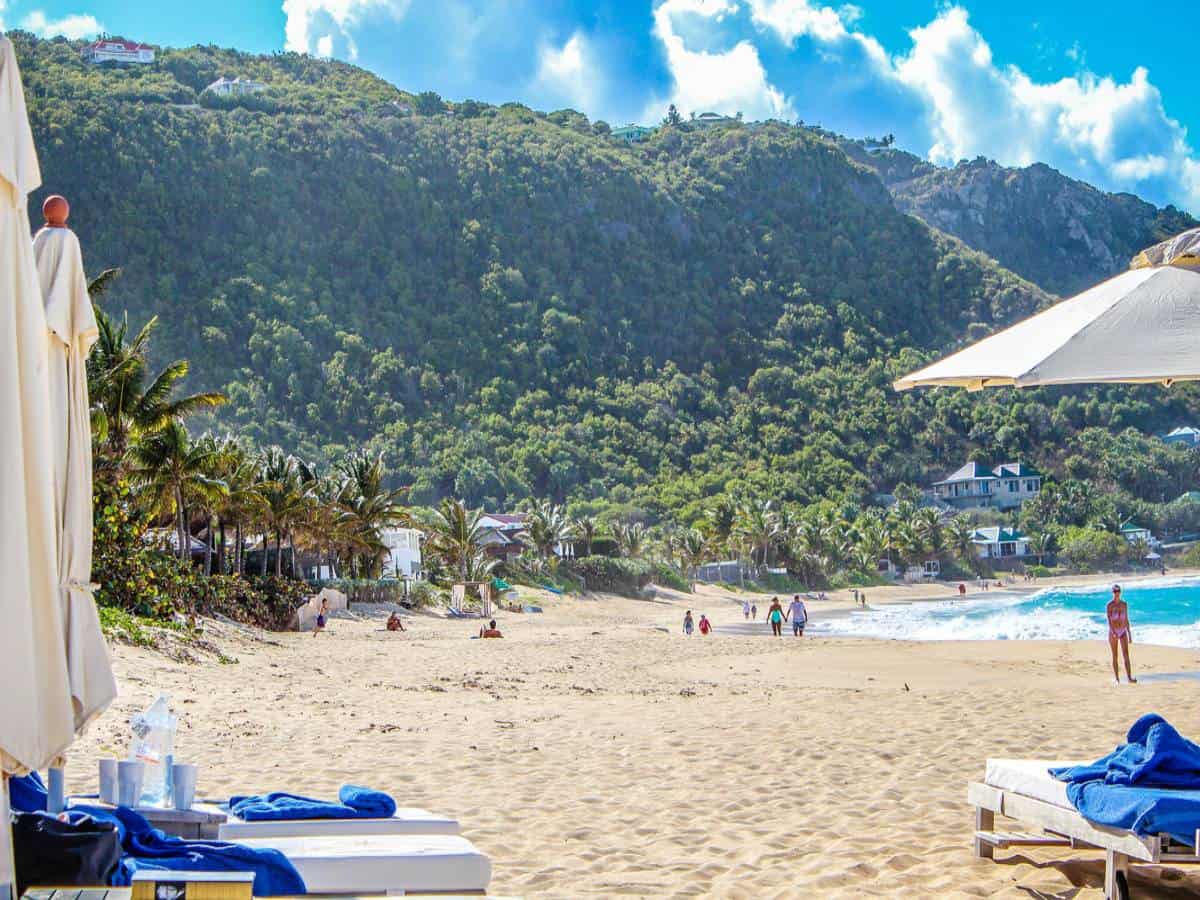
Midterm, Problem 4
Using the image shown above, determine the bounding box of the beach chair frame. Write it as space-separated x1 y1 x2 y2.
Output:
969 781 1200 899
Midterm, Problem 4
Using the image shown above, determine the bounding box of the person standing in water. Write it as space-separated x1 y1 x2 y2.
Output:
743 600 751 620
787 594 808 637
683 610 695 636
767 597 784 637
1106 585 1136 684
750 603 757 620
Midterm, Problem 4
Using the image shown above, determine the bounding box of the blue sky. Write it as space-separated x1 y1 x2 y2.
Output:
4 0 1198 211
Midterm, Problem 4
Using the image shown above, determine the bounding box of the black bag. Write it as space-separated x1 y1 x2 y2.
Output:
12 811 122 893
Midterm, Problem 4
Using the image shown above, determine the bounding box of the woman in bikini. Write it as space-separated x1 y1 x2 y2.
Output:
1106 584 1136 684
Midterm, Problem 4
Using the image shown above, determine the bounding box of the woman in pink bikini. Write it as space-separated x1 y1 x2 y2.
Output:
1106 584 1136 684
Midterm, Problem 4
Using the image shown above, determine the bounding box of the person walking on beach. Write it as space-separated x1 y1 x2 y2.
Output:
751 603 757 620
1106 585 1136 684
683 610 695 636
313 597 329 636
743 600 751 620
698 614 712 635
787 594 807 637
767 597 784 637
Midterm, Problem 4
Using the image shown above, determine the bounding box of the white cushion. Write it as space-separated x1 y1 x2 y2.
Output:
217 807 460 839
985 758 1086 809
236 833 491 894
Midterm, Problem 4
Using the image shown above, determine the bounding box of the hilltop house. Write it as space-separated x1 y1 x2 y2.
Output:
81 39 154 65
1162 426 1200 447
203 76 266 97
1120 522 1159 547
611 124 656 144
931 461 1042 510
380 527 423 579
971 527 1030 560
693 111 739 127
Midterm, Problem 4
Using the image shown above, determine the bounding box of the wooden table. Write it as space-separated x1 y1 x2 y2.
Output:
67 800 227 840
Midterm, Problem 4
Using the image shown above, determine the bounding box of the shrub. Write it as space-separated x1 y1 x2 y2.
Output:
407 580 443 608
563 555 654 596
653 562 690 593
1026 564 1053 578
1058 526 1128 572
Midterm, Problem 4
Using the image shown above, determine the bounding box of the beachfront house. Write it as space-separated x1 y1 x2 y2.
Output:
380 526 423 579
970 526 1030 559
931 461 1042 510
478 513 529 562
1162 426 1200 447
1120 522 1159 547
81 39 155 65
203 76 267 97
611 124 656 144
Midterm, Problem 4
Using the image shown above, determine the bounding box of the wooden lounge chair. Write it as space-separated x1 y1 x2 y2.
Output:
970 758 1200 900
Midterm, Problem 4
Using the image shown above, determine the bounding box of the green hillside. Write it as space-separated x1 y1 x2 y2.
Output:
15 33 1200 523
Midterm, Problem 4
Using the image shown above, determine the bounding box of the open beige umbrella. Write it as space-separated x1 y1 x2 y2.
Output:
34 197 117 735
894 228 1200 391
0 35 83 900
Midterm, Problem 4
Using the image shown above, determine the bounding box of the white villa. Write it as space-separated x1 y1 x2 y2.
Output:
380 527 423 578
971 527 1031 560
932 461 1042 510
1162 426 1200 447
611 124 656 144
1119 522 1158 547
693 111 739 127
81 39 154 65
203 77 267 97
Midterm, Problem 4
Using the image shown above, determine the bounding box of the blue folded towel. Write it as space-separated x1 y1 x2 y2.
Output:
1051 713 1200 844
230 785 396 821
8 776 304 896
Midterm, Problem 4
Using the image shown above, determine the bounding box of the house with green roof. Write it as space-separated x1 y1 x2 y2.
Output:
1120 522 1158 547
970 526 1030 559
611 124 656 144
931 461 1042 510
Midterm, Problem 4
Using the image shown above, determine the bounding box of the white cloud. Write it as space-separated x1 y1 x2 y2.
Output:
533 31 599 112
19 9 104 40
647 0 793 122
281 0 408 60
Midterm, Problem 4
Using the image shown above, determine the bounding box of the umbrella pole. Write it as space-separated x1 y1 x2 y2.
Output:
1 773 14 900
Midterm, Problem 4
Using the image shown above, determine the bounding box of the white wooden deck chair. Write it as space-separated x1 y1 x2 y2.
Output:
205 803 461 839
970 758 1200 900
235 833 492 896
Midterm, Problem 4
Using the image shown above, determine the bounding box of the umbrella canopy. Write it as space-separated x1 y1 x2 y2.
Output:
0 34 75 776
894 229 1200 392
34 208 117 734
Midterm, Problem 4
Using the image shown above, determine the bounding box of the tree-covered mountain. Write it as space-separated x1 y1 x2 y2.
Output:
15 33 1200 525
842 144 1198 296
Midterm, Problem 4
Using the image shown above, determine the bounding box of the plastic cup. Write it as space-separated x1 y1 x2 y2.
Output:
117 760 145 808
98 758 118 805
171 763 198 810
46 767 66 814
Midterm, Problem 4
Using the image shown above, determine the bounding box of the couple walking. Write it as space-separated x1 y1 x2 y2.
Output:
766 595 807 637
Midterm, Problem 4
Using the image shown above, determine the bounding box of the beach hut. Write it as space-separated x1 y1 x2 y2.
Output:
450 581 493 618
895 228 1200 392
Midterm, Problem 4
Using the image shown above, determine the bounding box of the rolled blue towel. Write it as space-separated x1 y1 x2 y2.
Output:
338 784 397 818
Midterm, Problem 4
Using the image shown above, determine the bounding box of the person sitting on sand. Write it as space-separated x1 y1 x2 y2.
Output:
787 595 807 637
313 597 329 637
698 614 712 635
1106 585 1136 684
480 619 503 639
767 598 784 637
386 612 405 632
683 610 695 636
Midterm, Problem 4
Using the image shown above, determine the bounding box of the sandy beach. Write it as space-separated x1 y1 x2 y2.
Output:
68 579 1200 898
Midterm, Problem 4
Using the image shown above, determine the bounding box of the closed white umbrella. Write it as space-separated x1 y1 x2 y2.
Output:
34 196 117 734
894 230 1200 391
0 32 75 900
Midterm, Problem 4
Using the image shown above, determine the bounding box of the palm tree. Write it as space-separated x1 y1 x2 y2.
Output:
257 447 310 577
210 437 266 576
613 521 647 558
424 498 490 583
946 515 979 564
128 423 225 562
678 528 708 590
336 450 406 577
1029 531 1054 566
88 307 226 467
734 500 780 572
524 501 575 562
705 497 737 549
572 515 600 556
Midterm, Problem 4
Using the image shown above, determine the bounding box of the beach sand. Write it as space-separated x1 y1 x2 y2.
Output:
68 580 1200 898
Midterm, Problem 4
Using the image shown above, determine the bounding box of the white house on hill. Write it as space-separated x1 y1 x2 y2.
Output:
932 461 1042 510
204 77 267 97
81 39 154 65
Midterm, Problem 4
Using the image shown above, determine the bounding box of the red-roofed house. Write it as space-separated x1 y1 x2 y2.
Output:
81 39 155 65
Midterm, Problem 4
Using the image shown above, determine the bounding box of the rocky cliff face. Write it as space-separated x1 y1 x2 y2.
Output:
842 147 1197 296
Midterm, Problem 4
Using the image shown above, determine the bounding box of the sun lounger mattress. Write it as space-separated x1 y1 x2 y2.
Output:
985 758 1084 809
235 833 490 894
217 806 460 838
